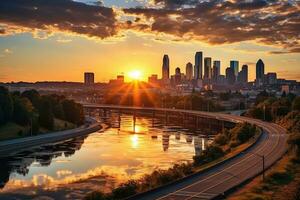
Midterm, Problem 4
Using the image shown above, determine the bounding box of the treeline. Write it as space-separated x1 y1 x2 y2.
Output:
245 91 299 121
0 86 84 134
104 92 223 112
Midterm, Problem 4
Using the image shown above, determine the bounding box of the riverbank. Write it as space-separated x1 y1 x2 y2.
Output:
85 123 263 200
0 118 102 157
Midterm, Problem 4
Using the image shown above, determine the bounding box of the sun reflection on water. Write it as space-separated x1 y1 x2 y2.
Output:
130 134 139 149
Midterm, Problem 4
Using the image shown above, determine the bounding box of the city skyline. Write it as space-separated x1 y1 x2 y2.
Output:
0 0 299 82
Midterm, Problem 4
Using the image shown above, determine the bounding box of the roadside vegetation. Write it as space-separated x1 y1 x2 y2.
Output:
0 86 84 140
229 92 300 200
85 122 258 200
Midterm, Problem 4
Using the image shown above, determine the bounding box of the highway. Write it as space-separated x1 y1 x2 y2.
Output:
83 104 288 200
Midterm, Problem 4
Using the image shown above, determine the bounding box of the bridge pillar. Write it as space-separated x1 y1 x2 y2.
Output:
152 111 155 127
165 111 168 125
133 111 136 133
118 109 121 128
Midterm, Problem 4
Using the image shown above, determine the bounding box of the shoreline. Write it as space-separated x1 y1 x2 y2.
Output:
0 118 102 157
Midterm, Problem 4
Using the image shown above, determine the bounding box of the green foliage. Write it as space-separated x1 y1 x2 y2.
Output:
230 123 257 144
12 97 32 126
214 134 228 146
85 191 107 200
265 171 293 185
0 87 84 138
0 86 13 123
38 97 54 130
62 99 84 125
111 180 138 199
292 97 300 111
85 163 194 200
193 145 225 166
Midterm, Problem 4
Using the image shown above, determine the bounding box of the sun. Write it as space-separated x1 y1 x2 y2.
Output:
128 70 142 81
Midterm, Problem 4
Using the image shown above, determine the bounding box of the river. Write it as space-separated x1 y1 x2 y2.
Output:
0 112 213 200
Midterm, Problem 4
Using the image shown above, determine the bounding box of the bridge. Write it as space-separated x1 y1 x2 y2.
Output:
83 104 287 200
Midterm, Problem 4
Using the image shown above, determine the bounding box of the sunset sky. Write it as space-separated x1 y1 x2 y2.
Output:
0 0 299 82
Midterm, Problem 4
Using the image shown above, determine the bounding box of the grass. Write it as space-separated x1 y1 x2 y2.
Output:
0 122 29 141
228 155 299 200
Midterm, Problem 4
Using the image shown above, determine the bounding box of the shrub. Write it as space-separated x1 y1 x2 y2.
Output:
111 180 138 199
85 191 107 200
193 145 224 166
214 134 228 146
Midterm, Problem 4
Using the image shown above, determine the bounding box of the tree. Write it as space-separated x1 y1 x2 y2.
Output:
21 90 40 108
38 97 54 130
12 97 33 126
0 86 13 122
62 100 84 125
292 97 300 111
0 107 4 125
193 145 224 165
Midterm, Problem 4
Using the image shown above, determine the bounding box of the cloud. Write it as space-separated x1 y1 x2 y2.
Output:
0 0 299 54
124 0 300 53
0 0 118 39
4 49 12 54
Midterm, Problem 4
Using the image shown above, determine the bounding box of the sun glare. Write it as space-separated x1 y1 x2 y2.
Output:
128 70 142 81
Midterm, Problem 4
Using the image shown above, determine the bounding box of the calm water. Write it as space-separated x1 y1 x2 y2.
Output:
0 112 212 200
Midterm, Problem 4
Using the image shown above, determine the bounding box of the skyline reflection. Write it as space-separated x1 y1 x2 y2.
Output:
0 113 213 199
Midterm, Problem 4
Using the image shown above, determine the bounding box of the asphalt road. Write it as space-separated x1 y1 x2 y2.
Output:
83 104 288 200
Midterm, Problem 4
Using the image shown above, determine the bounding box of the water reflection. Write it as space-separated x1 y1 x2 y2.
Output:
0 112 214 199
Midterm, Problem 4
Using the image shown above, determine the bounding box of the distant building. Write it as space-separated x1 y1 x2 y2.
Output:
194 52 203 79
162 54 170 81
204 57 212 80
148 74 158 85
212 61 221 83
109 75 124 85
256 59 265 86
230 60 239 78
186 62 193 80
175 67 181 85
265 72 277 85
282 85 289 94
84 72 94 85
238 64 248 84
226 67 235 85
217 75 226 85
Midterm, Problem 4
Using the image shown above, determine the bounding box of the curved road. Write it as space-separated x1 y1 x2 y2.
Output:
83 104 287 200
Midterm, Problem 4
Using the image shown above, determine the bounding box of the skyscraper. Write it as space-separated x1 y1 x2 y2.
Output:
175 67 181 75
204 57 212 80
238 64 248 84
230 60 239 78
256 59 265 86
212 60 221 82
186 62 193 80
175 67 181 85
194 52 203 79
84 72 94 85
226 67 235 85
162 54 170 81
